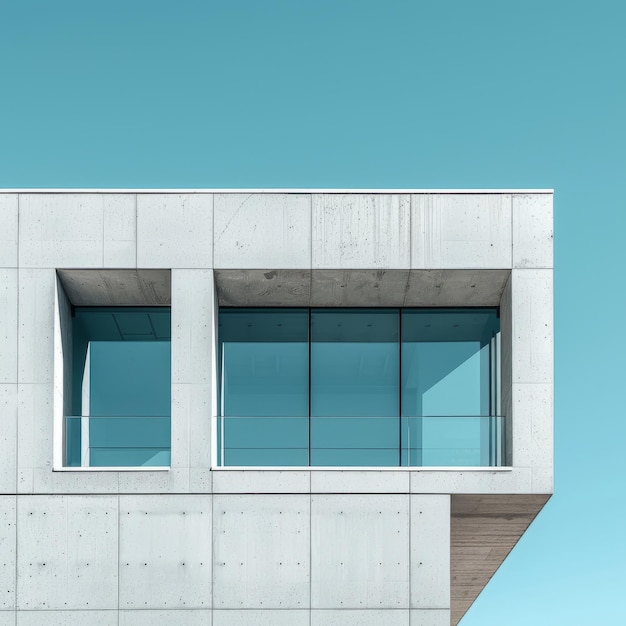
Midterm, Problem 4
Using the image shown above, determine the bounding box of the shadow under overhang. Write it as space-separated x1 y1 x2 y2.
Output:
215 269 511 307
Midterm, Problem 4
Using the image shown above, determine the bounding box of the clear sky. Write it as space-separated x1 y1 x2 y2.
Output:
2 1 625 623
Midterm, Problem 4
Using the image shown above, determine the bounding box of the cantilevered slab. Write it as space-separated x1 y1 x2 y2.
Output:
450 494 550 625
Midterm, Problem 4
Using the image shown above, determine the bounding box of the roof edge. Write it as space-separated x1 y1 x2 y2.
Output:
0 188 554 194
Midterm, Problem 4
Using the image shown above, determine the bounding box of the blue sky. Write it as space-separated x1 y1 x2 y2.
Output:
2 1 625 622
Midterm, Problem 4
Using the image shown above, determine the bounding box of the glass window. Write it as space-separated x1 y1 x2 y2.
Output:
66 307 171 467
219 309 309 466
217 307 501 468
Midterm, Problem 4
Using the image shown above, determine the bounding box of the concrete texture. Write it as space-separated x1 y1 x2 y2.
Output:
0 497 16 610
0 386 17 493
137 194 213 268
119 495 212 609
214 193 311 269
0 270 17 384
312 194 411 269
56 269 171 306
410 496 450 608
311 609 410 625
512 193 554 268
213 495 310 609
0 194 18 268
412 194 512 268
311 495 410 609
16 496 118 610
215 268 511 308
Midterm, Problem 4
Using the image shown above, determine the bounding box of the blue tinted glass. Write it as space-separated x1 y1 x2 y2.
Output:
311 310 399 417
219 309 308 417
90 342 171 417
400 416 503 467
310 309 399 466
401 309 498 418
68 308 171 467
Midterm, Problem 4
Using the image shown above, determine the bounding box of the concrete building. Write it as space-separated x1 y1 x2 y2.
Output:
0 190 553 625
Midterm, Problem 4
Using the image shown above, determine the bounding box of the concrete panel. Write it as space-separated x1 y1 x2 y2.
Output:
0 613 13 626
17 384 52 485
137 194 213 268
119 610 212 625
214 193 311 269
0 497 16 610
189 469 212 493
119 495 211 608
17 496 118 609
56 269 170 306
312 609 409 625
512 193 553 268
117 469 189 494
532 466 553 493
310 270 409 307
410 609 450 626
0 195 18 268
18 270 54 384
173 384 211 470
212 471 309 494
172 270 213 385
213 610 308 626
33 470 119 495
215 270 311 307
512 269 553 383
512 383 552 471
0 270 17 384
411 194 512 268
213 495 309 609
312 194 410 269
404 270 510 307
410 496 450 609
19 195 106 268
310 471 409 494
311 495 409 609
0 387 17 493
17 611 116 626
103 194 136 267
409 468 532 494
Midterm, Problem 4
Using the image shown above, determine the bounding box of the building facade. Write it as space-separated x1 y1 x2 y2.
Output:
0 190 553 625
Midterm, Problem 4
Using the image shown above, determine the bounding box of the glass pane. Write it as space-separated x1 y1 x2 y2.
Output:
401 416 503 467
311 310 399 417
219 309 309 417
401 309 498 417
69 307 171 467
89 342 171 417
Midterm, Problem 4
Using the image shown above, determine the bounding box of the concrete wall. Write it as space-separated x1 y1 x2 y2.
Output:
0 190 553 624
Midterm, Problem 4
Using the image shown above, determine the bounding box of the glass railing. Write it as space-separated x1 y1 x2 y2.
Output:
215 415 504 467
65 415 171 467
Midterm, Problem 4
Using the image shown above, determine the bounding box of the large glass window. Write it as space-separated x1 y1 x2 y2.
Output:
65 307 171 467
218 308 501 467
